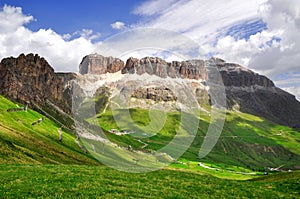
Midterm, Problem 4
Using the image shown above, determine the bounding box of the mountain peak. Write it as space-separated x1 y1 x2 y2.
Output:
0 53 76 114
79 54 124 75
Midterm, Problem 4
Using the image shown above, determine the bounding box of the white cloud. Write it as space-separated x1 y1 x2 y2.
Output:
132 0 263 44
249 0 300 76
111 21 126 30
93 28 199 62
62 33 72 40
132 0 178 16
203 30 281 72
0 5 99 72
0 4 33 33
73 29 101 40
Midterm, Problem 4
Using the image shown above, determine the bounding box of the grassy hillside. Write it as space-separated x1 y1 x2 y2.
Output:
0 95 300 198
0 95 99 165
96 107 300 170
0 164 298 198
3 88 296 170
186 110 300 170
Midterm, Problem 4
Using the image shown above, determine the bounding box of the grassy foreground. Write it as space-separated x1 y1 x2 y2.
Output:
0 164 299 198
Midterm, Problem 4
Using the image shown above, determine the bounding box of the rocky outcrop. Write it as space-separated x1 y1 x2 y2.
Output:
0 53 76 114
132 87 177 102
80 54 208 80
212 58 300 129
79 53 124 75
226 85 300 128
214 58 274 87
121 57 207 80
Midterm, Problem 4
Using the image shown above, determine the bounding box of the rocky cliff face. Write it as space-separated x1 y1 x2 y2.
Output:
79 53 124 75
132 87 177 102
212 58 300 128
0 53 76 114
1 53 300 129
78 54 300 128
121 57 207 80
215 58 274 87
79 55 207 80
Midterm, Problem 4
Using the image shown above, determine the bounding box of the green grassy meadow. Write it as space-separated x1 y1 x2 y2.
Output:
0 165 299 198
0 95 300 198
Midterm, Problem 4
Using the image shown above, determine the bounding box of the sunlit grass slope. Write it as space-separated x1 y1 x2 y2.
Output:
97 107 300 170
0 165 298 198
0 95 99 165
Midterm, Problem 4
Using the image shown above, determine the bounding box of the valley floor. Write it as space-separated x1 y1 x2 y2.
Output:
0 164 299 198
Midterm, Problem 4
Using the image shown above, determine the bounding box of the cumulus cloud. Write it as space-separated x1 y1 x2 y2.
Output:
203 30 281 73
0 5 99 72
73 29 101 40
249 0 300 76
0 4 33 33
111 21 126 30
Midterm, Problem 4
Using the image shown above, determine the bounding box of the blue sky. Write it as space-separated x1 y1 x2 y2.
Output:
2 0 143 38
0 0 299 99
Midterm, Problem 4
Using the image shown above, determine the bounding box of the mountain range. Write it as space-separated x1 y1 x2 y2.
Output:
1 53 299 130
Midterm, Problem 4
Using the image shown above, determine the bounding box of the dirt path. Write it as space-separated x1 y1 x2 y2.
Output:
198 162 256 175
136 139 149 149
